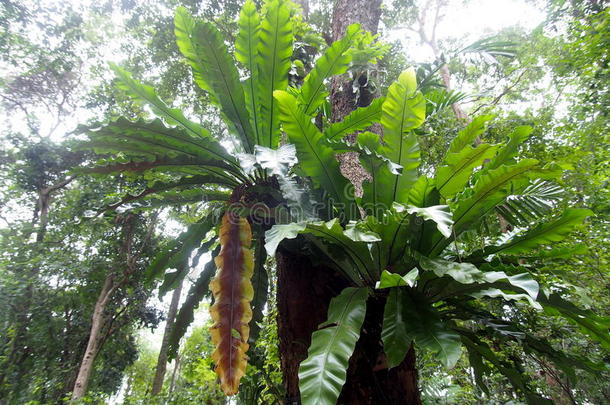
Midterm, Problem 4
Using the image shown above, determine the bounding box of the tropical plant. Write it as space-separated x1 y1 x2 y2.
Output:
77 0 608 403
78 0 374 397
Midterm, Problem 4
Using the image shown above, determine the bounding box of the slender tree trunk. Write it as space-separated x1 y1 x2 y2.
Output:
169 354 181 394
295 0 309 20
71 274 114 400
151 276 184 395
415 0 469 121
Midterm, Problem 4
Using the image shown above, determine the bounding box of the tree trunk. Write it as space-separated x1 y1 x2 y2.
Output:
276 247 348 403
330 0 383 196
276 247 422 404
295 0 309 20
151 276 184 395
338 295 421 405
275 1 423 403
71 274 114 400
169 353 180 394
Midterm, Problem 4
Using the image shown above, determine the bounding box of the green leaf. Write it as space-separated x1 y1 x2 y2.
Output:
145 215 217 284
81 118 227 163
144 189 230 207
485 126 533 170
495 180 563 227
466 344 490 395
264 222 307 256
480 208 592 256
420 258 482 285
249 238 268 343
446 115 494 155
168 246 220 360
397 204 454 238
381 288 411 368
83 175 232 213
258 0 293 148
175 8 254 152
274 90 357 219
469 288 541 310
379 69 426 203
406 176 438 207
158 238 216 296
110 64 209 140
401 292 462 368
78 117 242 180
376 269 419 289
298 287 368 405
460 332 552 405
324 97 385 140
435 144 499 199
425 88 468 116
522 333 607 379
422 258 539 301
235 0 262 146
83 157 241 186
538 293 610 350
358 132 403 212
430 159 559 256
265 220 375 285
459 37 518 59
451 159 543 232
298 24 361 116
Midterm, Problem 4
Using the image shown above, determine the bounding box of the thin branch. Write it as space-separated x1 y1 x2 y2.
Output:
470 69 529 115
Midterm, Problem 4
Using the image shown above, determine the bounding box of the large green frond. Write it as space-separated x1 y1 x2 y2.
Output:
435 143 499 199
235 0 262 146
495 180 563 226
265 219 377 284
257 0 293 148
298 24 362 116
168 246 220 360
78 118 243 184
477 208 592 256
446 115 494 155
298 287 368 405
539 293 610 350
429 159 560 256
145 215 218 283
249 238 268 343
390 291 462 368
274 90 357 219
324 97 385 140
485 126 533 170
380 68 426 203
110 64 209 139
175 8 254 152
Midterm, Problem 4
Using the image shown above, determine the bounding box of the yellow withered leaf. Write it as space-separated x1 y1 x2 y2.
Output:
209 211 254 395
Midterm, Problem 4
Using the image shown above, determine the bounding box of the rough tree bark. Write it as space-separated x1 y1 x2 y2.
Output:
151 275 184 395
275 1 423 404
276 246 348 404
330 0 382 196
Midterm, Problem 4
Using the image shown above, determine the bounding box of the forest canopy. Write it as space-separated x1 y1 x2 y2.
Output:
0 0 608 404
